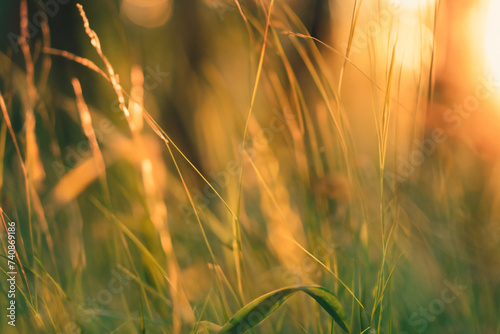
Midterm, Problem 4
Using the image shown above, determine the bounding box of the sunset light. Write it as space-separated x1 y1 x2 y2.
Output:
485 0 500 83
0 0 498 333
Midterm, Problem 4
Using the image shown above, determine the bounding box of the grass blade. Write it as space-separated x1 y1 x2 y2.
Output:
218 286 350 334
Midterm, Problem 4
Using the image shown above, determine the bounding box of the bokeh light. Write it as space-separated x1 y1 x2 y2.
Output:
121 0 172 28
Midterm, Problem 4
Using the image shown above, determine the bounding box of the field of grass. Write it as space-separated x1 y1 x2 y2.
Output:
0 0 499 333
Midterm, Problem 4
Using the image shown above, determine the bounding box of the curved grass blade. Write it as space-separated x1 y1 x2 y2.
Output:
218 286 350 334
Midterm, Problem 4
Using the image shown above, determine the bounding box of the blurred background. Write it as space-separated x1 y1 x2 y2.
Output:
0 0 499 333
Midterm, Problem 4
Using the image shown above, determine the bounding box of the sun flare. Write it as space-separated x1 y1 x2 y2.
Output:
485 0 500 83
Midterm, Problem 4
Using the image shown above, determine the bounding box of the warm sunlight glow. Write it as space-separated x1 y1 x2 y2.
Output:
485 0 500 83
394 17 434 71
389 0 432 11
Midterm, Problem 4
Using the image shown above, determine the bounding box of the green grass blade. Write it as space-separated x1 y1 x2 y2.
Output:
218 286 350 334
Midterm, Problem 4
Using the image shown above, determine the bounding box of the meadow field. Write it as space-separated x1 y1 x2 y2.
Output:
0 0 499 333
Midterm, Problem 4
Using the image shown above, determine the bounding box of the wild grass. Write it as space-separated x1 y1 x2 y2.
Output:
0 0 499 333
